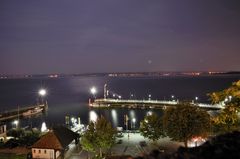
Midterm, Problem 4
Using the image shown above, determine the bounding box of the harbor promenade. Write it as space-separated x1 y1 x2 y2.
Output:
90 98 224 110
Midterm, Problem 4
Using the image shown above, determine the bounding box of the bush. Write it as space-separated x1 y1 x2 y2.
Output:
4 138 19 148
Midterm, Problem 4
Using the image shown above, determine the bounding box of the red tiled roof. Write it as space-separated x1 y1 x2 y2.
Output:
31 126 79 150
32 131 63 150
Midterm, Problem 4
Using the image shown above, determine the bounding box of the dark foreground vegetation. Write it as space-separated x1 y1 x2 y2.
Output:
133 131 240 159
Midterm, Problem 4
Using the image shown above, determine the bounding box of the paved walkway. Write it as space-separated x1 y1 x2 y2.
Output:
111 132 182 157
65 132 183 158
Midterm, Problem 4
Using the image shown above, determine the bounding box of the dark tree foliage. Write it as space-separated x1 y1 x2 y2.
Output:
209 80 240 134
139 113 165 142
163 103 210 147
81 116 117 158
209 80 240 108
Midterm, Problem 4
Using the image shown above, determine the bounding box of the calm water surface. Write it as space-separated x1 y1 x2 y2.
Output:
0 75 239 129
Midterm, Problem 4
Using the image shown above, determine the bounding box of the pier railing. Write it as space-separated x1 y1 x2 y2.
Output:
91 98 224 110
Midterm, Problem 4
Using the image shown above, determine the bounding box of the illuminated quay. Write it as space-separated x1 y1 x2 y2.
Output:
89 98 224 110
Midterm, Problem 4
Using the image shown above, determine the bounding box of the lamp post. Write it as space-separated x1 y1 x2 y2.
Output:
148 94 151 100
38 89 47 105
90 87 97 99
13 120 19 129
229 96 232 101
195 96 199 104
131 118 136 131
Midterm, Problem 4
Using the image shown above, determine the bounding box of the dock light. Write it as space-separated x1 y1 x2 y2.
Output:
13 120 19 128
132 118 136 123
39 89 46 96
71 117 77 124
171 95 174 99
90 87 97 95
195 96 198 101
119 95 122 99
148 94 151 100
147 111 152 116
132 118 136 130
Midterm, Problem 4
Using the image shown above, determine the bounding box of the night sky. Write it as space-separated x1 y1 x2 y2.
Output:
0 0 240 75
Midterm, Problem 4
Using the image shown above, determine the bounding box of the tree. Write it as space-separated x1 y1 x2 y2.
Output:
163 103 210 147
212 106 239 134
209 80 240 133
139 113 165 143
209 80 240 109
81 116 117 158
95 116 117 157
81 122 96 155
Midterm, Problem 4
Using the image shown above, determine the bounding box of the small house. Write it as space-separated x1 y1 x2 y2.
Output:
31 126 79 159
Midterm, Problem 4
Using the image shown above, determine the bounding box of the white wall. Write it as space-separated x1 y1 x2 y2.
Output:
32 148 59 159
0 125 7 141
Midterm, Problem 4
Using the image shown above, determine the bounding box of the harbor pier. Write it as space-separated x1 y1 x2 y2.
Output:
0 103 47 122
89 98 223 110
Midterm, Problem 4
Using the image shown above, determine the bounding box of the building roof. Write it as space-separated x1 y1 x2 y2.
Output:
32 126 79 150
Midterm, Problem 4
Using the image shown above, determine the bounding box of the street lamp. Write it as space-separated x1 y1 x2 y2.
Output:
132 118 136 130
13 120 19 128
39 89 46 96
90 87 97 99
195 97 198 103
38 89 47 104
148 94 151 100
130 94 134 99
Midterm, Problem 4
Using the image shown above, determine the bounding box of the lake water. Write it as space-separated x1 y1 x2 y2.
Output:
0 75 239 129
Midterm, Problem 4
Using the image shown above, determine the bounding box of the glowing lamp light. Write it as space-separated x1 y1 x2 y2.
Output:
41 122 47 132
132 118 136 123
89 111 98 122
39 89 46 96
13 120 19 126
90 87 97 95
147 111 152 116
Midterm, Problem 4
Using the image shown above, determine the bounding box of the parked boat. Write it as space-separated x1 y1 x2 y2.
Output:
22 107 43 116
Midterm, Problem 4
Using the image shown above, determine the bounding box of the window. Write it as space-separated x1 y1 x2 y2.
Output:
39 150 41 153
33 149 36 153
44 150 47 154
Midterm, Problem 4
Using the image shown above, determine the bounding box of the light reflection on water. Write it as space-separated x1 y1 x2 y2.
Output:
89 110 98 123
1 75 239 129
111 109 118 127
